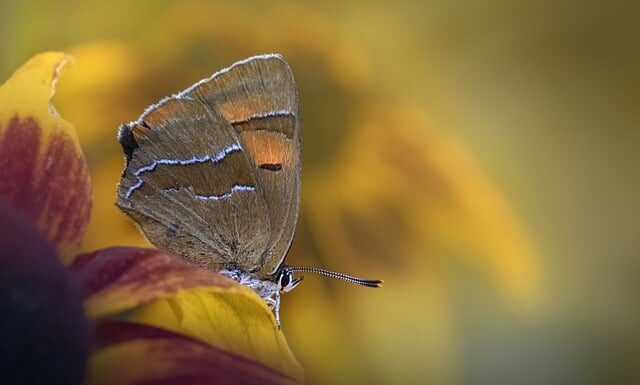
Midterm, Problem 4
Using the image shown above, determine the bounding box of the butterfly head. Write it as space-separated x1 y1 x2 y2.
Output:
276 266 304 293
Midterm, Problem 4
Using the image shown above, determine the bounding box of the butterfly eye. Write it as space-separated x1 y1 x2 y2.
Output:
278 268 303 293
279 270 291 288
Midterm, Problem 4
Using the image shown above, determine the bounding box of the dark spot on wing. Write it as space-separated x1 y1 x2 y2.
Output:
259 163 283 172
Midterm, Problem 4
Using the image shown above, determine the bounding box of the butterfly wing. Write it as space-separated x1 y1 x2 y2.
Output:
116 55 301 277
186 54 301 277
116 92 273 270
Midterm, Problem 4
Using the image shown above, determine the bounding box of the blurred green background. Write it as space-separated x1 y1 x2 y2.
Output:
2 1 638 384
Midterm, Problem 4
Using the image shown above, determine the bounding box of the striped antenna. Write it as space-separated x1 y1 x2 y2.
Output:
288 266 383 288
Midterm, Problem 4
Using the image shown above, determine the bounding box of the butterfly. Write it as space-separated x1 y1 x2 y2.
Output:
116 54 381 325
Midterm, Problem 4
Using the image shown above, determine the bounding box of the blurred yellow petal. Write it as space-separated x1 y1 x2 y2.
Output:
305 103 540 309
0 52 92 263
283 102 541 384
55 41 145 152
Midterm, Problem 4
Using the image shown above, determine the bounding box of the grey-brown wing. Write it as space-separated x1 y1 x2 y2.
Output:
184 54 301 277
116 96 272 271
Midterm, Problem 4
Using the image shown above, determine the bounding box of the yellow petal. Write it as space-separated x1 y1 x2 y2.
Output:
86 321 301 385
118 290 304 382
304 103 540 309
0 52 92 263
71 247 303 382
72 247 236 319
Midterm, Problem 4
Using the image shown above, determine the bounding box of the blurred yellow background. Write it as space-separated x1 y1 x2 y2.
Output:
2 1 638 384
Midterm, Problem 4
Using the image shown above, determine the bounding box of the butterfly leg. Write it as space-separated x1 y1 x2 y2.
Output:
263 290 281 327
274 291 281 327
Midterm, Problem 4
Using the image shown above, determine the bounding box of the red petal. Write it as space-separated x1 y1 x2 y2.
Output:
70 247 304 381
87 321 300 385
0 53 92 263
94 321 209 349
0 117 91 248
70 247 235 318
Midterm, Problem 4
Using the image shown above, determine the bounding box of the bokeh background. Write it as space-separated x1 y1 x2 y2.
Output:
1 1 638 384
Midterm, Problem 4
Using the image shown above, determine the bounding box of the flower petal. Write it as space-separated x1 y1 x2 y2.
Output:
304 104 540 307
0 199 91 385
116 289 304 382
70 247 236 319
0 52 92 263
85 321 300 385
70 247 304 381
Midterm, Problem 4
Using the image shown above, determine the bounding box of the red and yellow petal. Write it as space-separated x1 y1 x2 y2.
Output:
0 52 92 263
70 247 304 382
70 247 236 319
86 321 300 385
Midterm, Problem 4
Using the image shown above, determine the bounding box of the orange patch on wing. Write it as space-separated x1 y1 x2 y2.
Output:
216 96 271 123
240 130 293 166
0 52 91 263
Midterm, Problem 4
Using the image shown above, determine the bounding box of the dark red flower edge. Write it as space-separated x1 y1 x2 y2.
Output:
95 321 299 385
70 246 233 299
